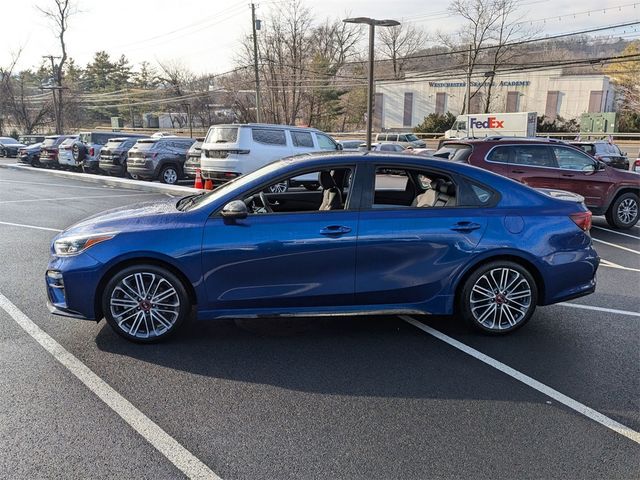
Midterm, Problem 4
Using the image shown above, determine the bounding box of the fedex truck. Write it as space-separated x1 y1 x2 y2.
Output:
444 112 537 139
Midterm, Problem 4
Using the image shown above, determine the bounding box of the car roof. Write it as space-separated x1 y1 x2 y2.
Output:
211 123 321 132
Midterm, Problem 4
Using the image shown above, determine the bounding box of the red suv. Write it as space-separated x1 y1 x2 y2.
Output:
435 137 640 229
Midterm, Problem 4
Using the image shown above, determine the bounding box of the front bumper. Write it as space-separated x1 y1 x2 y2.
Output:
46 253 104 321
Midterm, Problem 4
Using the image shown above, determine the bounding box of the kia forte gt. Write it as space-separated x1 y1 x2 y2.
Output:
46 153 599 343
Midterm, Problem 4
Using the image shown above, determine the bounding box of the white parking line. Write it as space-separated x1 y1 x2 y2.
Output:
0 221 62 232
600 259 640 273
592 226 640 240
592 237 640 255
0 179 135 191
0 292 221 480
558 302 640 317
0 193 157 204
400 315 640 445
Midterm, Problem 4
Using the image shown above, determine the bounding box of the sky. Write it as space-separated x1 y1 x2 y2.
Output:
2 0 639 76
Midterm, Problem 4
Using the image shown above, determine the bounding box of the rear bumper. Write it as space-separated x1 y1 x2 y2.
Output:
99 162 125 176
200 168 240 183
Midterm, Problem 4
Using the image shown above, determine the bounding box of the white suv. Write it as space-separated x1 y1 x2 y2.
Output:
200 124 341 191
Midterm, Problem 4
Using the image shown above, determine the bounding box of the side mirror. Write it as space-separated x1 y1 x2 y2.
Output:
582 164 596 174
336 143 344 151
221 200 248 220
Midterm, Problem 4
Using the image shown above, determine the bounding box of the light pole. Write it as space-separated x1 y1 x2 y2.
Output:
343 17 400 151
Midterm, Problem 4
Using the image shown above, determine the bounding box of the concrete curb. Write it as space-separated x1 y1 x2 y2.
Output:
0 161 201 195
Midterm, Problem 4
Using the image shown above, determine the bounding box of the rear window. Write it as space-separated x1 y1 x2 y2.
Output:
105 139 126 149
59 138 76 147
252 128 286 146
132 139 158 151
434 144 472 162
205 127 238 144
42 137 59 147
573 144 595 155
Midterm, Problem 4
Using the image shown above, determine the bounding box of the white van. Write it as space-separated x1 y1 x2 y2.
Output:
200 124 341 192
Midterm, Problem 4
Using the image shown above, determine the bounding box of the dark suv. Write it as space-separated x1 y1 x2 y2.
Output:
127 136 196 184
569 141 629 170
436 137 640 229
73 131 147 173
98 137 146 177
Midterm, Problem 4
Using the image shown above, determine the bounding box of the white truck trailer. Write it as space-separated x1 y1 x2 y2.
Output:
444 112 537 139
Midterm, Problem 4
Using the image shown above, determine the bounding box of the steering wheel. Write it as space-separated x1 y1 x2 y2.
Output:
259 192 273 213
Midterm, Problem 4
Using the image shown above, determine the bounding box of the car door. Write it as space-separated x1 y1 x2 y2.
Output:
488 144 566 190
550 145 612 208
355 164 488 306
200 165 360 311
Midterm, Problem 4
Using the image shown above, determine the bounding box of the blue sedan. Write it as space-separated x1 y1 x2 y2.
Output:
46 153 599 342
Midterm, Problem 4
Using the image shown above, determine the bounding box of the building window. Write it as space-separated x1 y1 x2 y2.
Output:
545 91 560 120
403 92 413 127
505 91 520 113
470 92 483 114
435 92 447 115
588 90 603 113
374 93 384 130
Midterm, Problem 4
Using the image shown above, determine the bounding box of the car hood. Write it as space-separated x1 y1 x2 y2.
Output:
60 199 184 237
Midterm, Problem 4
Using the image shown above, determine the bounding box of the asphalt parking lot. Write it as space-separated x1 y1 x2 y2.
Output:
0 164 638 479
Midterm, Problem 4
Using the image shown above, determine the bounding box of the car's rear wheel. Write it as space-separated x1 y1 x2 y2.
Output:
102 265 190 343
0 147 6 157
605 192 638 229
459 261 537 334
160 165 179 184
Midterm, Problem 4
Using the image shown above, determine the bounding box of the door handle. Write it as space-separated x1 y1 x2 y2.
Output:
450 221 482 232
511 170 525 174
561 174 574 177
320 225 352 235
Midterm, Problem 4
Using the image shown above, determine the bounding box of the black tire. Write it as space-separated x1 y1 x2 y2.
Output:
159 164 180 184
30 157 40 167
605 192 639 229
458 260 538 335
0 147 6 157
72 143 86 162
102 264 190 344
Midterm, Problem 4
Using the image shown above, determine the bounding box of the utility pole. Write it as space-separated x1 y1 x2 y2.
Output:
185 103 193 138
465 44 472 116
43 55 61 133
251 3 262 123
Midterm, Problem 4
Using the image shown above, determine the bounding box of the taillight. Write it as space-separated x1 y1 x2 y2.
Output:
89 147 95 156
570 211 592 232
634 159 640 173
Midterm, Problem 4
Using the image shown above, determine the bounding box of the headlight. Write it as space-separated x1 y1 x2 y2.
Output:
54 233 115 256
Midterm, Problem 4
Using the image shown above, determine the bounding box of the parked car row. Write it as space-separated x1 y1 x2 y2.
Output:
434 137 640 229
16 131 197 184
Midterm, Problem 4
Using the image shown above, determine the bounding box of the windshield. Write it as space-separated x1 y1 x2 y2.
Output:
182 161 285 212
205 127 238 144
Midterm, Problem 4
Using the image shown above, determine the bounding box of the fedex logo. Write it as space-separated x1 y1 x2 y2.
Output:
469 117 505 129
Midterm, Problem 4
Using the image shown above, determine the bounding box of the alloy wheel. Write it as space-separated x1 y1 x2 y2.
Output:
163 168 178 184
617 198 638 225
469 268 532 331
268 181 288 193
109 272 180 339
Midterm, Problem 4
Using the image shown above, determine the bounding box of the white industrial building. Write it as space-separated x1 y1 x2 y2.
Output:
374 68 618 129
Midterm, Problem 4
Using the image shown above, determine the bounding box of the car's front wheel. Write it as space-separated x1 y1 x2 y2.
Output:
459 261 537 334
605 192 638 229
102 265 190 343
0 147 6 157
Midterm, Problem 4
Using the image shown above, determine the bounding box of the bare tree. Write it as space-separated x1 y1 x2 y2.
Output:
37 0 77 132
440 0 535 113
377 24 427 79
0 51 52 134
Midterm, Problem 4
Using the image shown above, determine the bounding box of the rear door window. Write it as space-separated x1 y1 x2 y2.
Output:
291 131 314 148
252 128 286 146
489 145 557 168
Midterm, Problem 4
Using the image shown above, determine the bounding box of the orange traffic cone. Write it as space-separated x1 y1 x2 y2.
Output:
194 168 203 189
204 179 213 190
